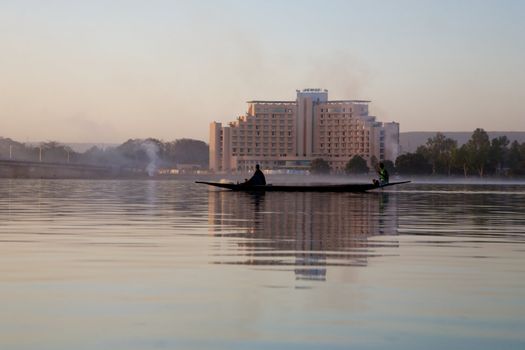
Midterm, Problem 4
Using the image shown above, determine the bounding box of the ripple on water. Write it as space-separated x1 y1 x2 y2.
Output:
1 179 525 350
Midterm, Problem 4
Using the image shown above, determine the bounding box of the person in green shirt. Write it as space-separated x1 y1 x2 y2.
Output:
377 162 389 185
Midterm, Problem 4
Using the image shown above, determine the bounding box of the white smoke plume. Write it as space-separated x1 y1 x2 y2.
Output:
142 140 159 177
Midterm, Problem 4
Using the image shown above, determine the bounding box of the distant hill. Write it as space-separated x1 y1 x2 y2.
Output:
400 132 525 154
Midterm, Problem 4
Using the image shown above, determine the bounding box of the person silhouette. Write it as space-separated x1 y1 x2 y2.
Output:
244 164 266 186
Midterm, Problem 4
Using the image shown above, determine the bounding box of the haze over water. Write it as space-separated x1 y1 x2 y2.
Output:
1 179 524 349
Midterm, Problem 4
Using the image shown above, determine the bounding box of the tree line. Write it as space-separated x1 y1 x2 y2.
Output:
310 128 525 177
0 137 209 170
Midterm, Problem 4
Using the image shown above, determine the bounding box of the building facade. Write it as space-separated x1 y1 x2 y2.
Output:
210 89 399 173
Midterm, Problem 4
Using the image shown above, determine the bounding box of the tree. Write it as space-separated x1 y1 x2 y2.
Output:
166 139 209 167
345 155 369 174
395 153 431 175
488 136 509 175
465 128 490 177
0 137 27 160
454 144 470 177
418 132 457 175
508 141 525 176
310 158 331 174
39 141 77 163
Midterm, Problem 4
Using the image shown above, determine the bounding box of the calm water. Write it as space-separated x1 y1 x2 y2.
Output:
1 179 524 350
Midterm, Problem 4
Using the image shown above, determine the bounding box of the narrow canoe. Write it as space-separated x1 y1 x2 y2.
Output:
195 180 410 192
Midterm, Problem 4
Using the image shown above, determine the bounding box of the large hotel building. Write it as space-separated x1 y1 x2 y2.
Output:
210 88 399 173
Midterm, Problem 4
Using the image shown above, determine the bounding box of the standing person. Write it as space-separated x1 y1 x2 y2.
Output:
245 164 266 186
376 162 389 185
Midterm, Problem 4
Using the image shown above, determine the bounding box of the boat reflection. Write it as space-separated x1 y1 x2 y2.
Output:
208 190 399 281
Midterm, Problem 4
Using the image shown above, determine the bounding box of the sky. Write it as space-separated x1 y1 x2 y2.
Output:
1 0 524 143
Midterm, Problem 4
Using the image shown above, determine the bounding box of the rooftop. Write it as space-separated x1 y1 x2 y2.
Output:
246 101 296 104
246 99 371 104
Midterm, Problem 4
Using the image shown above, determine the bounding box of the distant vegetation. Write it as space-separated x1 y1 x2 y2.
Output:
0 137 209 171
395 128 525 177
309 128 525 177
3 128 525 178
345 155 369 174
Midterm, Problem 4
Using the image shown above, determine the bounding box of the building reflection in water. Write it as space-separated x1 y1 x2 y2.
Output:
208 190 399 282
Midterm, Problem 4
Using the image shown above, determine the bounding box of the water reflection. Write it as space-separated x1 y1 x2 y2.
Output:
396 184 525 242
208 190 399 281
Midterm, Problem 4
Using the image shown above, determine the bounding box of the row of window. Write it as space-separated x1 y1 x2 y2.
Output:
232 137 292 147
254 108 294 113
233 128 293 134
320 137 368 142
254 113 294 118
319 127 367 134
233 131 293 138
320 144 368 149
320 114 353 118
320 153 369 158
232 121 294 129
319 130 368 136
319 108 351 113
234 128 293 134
233 145 294 152
233 153 292 157
319 120 364 126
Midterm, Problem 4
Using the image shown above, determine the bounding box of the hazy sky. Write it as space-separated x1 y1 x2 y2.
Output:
1 0 524 143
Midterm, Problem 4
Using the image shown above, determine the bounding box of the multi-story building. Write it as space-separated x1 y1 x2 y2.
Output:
210 88 399 173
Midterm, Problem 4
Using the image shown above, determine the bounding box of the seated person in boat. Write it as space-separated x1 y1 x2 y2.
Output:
375 162 389 185
243 164 266 186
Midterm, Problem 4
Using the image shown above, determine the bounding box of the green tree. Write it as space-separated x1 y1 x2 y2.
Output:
465 128 491 177
345 155 369 174
418 133 457 175
39 141 77 163
454 144 470 177
310 158 331 174
508 141 525 176
166 139 209 167
395 153 431 175
488 136 509 175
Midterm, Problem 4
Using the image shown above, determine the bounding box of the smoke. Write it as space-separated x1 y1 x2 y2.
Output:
142 140 159 176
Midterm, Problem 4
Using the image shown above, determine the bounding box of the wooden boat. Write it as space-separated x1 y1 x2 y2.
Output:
195 180 410 192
